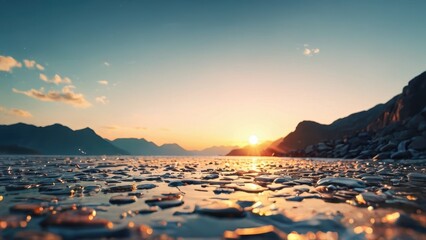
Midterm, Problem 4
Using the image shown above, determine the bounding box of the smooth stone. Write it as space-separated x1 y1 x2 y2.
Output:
39 186 74 196
409 136 426 150
213 188 235 194
195 201 244 218
136 183 157 190
145 194 184 209
41 209 111 228
317 177 366 188
234 183 268 193
202 174 219 180
137 206 159 214
294 178 314 185
356 192 387 204
407 172 426 182
391 151 412 159
109 195 137 204
273 176 292 183
168 181 185 187
254 175 278 183
285 196 304 202
104 184 136 193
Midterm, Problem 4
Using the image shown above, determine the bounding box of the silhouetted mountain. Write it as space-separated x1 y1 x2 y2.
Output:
226 71 426 159
111 138 236 156
274 102 389 153
0 123 128 155
192 145 239 156
265 71 426 159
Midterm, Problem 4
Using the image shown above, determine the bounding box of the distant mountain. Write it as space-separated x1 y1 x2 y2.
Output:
0 123 128 155
111 138 236 156
226 140 273 156
192 145 239 156
111 138 189 155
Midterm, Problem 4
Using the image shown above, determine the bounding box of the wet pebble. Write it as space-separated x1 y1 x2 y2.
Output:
195 201 245 218
109 195 137 205
317 177 366 188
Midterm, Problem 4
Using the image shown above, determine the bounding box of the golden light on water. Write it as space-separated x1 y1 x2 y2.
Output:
249 135 259 145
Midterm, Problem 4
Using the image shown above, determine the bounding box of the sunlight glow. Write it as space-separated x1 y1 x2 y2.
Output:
249 135 259 145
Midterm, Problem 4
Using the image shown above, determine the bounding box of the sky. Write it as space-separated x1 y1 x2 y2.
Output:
1 0 425 150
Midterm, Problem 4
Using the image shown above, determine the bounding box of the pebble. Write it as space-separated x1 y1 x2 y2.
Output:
109 195 137 204
317 177 366 188
145 194 184 209
195 201 245 218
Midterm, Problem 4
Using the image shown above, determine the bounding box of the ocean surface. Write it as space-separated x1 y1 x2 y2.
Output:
0 156 425 239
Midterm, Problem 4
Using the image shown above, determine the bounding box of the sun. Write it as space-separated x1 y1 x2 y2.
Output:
248 135 259 145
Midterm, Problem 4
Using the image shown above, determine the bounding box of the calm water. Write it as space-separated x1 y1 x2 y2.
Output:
0 156 425 239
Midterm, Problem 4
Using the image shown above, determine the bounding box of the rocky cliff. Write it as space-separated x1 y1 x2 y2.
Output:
265 71 426 160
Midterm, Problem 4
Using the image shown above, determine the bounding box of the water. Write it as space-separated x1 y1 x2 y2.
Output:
0 156 425 239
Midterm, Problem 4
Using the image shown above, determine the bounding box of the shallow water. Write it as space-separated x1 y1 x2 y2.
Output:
0 156 425 239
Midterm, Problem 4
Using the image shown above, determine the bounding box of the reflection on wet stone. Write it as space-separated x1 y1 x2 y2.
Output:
0 156 425 239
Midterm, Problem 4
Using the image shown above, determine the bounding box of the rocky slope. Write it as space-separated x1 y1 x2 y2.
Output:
260 71 426 159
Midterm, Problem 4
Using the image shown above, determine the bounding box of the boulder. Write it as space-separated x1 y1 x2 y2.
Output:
391 151 412 160
408 136 426 151
398 140 410 152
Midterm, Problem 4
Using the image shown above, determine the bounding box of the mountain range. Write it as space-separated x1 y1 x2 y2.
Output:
228 71 426 159
0 123 236 156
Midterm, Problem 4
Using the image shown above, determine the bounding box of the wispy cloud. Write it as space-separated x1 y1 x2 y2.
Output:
23 59 44 71
36 64 45 71
302 45 320 56
13 85 91 108
0 55 22 72
0 106 32 118
104 62 110 67
39 73 72 85
97 80 109 85
23 59 36 68
95 96 109 104
102 125 119 130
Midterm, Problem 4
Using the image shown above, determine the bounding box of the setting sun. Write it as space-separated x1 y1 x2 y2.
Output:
248 135 259 145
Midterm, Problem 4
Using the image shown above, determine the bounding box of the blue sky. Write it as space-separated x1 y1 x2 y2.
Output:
1 0 425 149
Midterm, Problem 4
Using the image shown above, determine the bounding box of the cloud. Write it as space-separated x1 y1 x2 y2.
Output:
36 64 45 71
23 59 36 68
303 47 320 56
95 96 109 104
102 125 119 130
104 62 110 67
13 85 91 108
97 80 109 85
23 59 45 71
39 73 72 85
0 55 22 72
0 106 32 118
